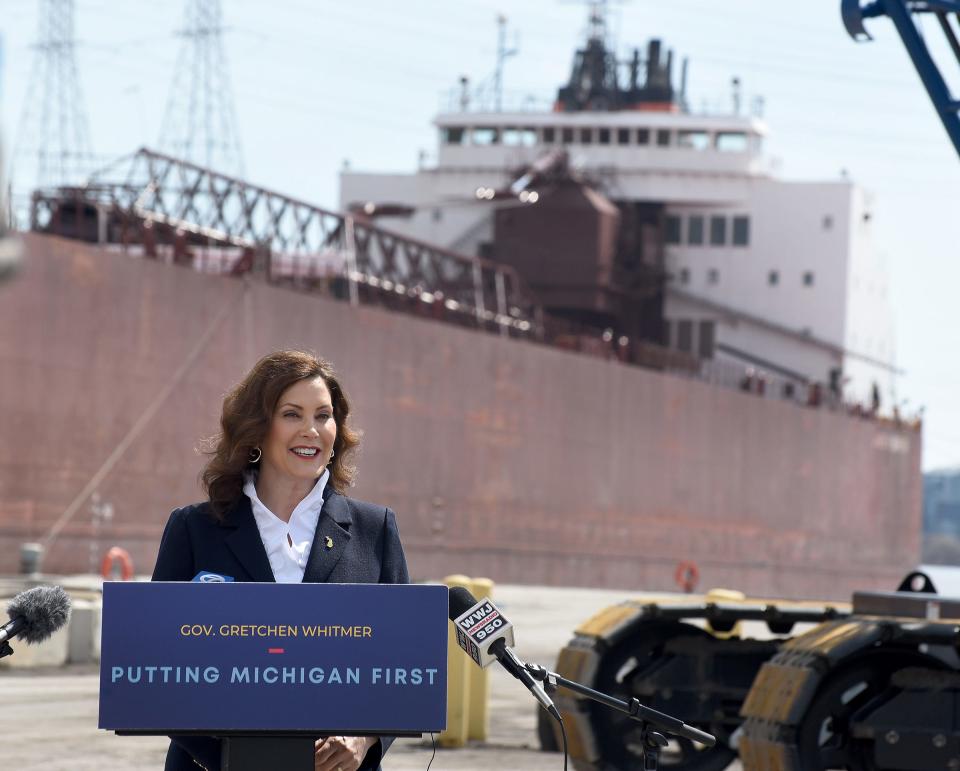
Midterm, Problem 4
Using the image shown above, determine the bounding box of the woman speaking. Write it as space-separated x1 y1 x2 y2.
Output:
152 349 409 771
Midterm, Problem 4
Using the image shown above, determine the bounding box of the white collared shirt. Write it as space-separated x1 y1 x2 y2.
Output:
243 470 329 583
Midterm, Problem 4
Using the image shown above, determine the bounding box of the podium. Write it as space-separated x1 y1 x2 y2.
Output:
222 737 314 770
99 582 448 770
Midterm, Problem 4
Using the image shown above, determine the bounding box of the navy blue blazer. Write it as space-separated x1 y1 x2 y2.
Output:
151 485 410 771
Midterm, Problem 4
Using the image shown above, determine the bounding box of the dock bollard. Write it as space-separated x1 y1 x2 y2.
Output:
20 543 43 575
466 577 493 741
440 574 472 748
440 575 495 747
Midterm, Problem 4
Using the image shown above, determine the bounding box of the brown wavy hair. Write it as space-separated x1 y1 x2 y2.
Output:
201 350 361 519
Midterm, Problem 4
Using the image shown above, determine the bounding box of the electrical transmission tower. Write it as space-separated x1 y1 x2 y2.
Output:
13 0 94 190
158 0 245 176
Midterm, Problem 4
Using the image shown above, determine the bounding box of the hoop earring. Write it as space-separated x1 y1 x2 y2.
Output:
328 448 335 465
249 447 262 463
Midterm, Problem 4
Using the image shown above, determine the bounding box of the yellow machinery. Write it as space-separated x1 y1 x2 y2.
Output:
740 589 960 770
540 579 960 770
539 592 847 769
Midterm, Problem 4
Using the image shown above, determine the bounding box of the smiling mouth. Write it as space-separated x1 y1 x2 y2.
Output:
290 447 319 458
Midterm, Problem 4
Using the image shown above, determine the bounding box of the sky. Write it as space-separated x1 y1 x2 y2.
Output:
1 0 958 470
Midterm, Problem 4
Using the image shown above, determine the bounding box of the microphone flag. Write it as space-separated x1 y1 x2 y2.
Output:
451 597 516 668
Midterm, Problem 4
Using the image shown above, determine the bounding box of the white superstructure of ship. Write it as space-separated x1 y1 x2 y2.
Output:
341 8 897 409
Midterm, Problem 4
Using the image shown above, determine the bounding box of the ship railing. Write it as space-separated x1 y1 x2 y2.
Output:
439 88 557 115
698 356 807 401
29 148 543 339
436 86 758 119
536 318 919 425
25 151 922 427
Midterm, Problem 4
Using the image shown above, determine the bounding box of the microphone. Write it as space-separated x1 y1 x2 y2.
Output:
0 586 72 651
448 586 561 721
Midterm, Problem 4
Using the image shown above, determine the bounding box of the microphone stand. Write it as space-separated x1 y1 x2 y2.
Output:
524 663 716 771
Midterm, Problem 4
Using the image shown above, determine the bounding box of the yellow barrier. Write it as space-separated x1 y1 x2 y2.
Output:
467 577 493 741
439 574 494 747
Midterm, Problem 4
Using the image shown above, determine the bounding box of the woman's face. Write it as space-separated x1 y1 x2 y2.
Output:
261 376 337 484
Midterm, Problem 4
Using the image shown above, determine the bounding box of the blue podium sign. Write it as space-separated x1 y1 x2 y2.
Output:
99 582 447 734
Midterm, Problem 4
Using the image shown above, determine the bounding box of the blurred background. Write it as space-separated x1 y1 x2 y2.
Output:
0 0 959 594
4 3 960 770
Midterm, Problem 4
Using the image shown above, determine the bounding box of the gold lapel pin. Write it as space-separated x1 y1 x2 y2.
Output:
325 535 334 549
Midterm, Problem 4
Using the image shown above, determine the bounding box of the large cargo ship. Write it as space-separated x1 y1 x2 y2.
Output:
0 226 920 598
0 10 920 599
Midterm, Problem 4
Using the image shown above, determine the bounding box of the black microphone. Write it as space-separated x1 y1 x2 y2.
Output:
448 586 561 721
0 586 72 650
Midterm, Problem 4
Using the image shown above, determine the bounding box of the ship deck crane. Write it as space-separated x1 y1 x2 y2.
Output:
843 0 960 157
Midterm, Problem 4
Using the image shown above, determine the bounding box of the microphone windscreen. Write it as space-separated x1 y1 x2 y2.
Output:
448 586 478 621
7 586 72 644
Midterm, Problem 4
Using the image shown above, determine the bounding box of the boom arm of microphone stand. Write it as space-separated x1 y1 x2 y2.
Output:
525 663 716 748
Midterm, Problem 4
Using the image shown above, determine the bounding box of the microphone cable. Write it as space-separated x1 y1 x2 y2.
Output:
419 716 563 770
557 713 569 771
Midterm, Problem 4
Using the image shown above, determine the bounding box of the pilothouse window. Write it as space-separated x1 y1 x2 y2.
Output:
665 215 682 244
442 127 465 145
503 127 537 147
716 132 749 152
678 130 710 150
732 216 750 246
471 127 500 145
710 216 727 246
688 216 704 245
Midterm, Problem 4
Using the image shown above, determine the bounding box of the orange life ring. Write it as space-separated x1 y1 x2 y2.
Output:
101 546 134 581
675 560 700 593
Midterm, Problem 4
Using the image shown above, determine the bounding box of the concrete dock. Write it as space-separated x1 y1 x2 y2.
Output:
0 584 741 769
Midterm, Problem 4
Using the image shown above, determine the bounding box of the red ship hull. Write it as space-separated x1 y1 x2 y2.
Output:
0 234 921 598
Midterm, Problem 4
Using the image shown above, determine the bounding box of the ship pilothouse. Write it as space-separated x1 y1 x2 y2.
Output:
339 5 897 409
